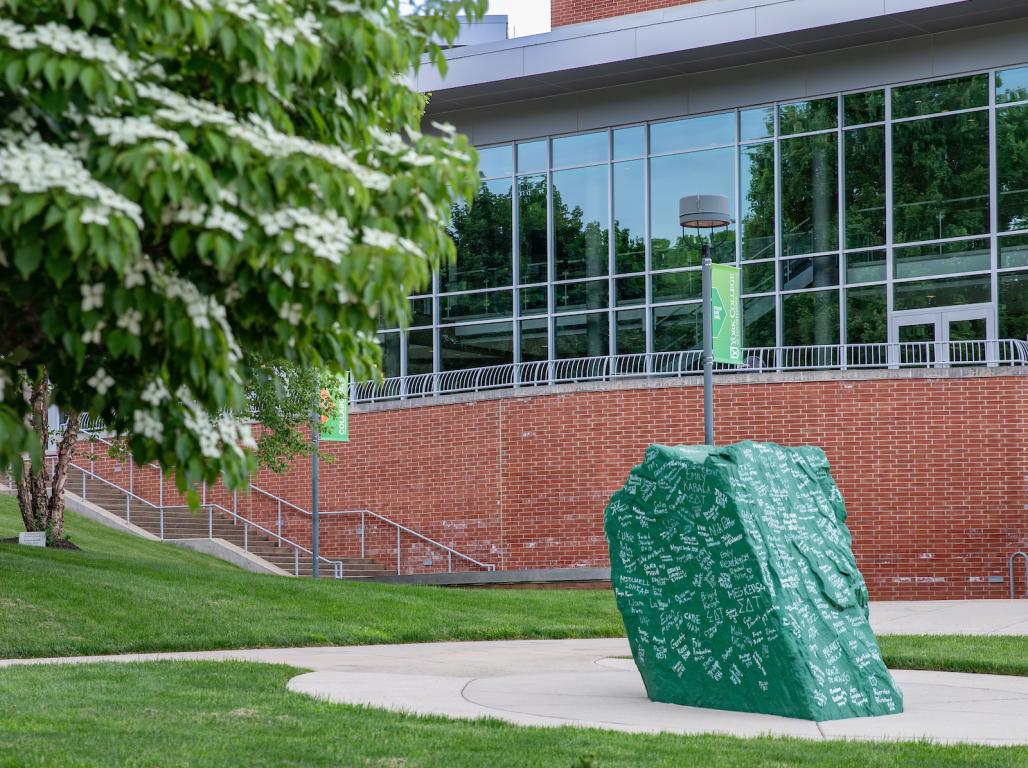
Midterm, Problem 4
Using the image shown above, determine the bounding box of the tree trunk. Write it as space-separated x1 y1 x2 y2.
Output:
16 375 49 533
14 371 76 544
47 411 80 542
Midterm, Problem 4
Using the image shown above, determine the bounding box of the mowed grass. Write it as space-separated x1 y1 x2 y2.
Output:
0 495 623 658
2 661 1027 768
2 494 1028 680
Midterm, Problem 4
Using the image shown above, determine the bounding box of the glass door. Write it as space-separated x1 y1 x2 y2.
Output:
888 304 995 368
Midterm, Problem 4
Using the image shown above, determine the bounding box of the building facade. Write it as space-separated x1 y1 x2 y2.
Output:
103 1 1022 599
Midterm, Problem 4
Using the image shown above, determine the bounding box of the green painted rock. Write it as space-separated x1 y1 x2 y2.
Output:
605 441 903 721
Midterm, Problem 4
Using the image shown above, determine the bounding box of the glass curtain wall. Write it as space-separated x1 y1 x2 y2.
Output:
378 65 1028 377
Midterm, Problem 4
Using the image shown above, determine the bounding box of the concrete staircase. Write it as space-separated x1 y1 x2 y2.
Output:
68 467 394 579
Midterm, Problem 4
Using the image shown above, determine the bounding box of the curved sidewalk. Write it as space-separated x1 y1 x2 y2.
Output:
2 600 1027 746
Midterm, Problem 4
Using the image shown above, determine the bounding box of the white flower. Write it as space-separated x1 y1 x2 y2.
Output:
0 20 140 80
123 259 151 289
133 409 164 441
80 206 110 226
81 283 105 311
117 308 143 336
87 367 115 395
140 378 170 406
258 207 353 263
278 302 302 325
82 321 105 345
0 138 143 229
88 116 189 153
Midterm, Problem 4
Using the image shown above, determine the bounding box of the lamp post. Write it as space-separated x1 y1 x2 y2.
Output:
679 194 733 447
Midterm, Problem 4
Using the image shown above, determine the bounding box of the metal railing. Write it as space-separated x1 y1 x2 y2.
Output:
55 450 345 578
351 339 1028 404
1012 552 1028 600
67 434 492 576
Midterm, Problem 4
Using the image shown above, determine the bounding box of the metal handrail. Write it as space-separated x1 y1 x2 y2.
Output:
61 458 344 578
351 339 1028 404
1012 552 1028 600
321 508 495 574
78 434 490 575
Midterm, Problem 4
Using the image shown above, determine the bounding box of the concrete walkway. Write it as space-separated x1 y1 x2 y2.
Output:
2 600 1027 746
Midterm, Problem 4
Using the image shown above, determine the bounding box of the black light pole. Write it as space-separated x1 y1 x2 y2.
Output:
679 195 733 447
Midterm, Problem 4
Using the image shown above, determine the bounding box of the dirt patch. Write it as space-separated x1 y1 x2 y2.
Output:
0 537 81 550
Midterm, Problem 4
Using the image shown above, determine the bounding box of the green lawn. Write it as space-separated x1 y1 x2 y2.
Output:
2 661 1026 768
0 495 622 658
3 494 1028 679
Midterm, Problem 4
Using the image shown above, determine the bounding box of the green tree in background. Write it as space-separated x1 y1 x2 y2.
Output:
0 0 485 541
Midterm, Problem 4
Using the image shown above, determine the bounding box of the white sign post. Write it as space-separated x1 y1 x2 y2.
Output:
18 531 46 547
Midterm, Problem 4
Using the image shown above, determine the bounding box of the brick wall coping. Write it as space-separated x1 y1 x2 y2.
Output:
369 566 612 587
353 365 1027 414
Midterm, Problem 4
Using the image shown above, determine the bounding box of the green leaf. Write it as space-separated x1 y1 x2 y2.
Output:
4 58 25 89
77 0 97 28
26 50 47 79
42 57 60 89
45 255 74 286
218 25 237 58
79 66 100 98
64 213 86 257
14 241 43 277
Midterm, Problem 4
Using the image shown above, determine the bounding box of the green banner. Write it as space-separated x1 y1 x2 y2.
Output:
319 372 349 442
710 263 742 365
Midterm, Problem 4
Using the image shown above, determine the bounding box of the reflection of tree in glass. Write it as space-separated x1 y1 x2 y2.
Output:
446 180 512 292
893 111 989 243
846 286 887 345
518 175 548 284
554 186 609 281
741 142 775 261
998 104 1028 231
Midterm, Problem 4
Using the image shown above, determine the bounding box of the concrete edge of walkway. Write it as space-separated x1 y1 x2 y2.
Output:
166 538 294 577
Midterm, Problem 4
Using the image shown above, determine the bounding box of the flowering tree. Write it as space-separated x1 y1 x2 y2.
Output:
0 0 483 540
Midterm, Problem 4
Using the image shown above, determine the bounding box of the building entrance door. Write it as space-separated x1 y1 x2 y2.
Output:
888 304 996 367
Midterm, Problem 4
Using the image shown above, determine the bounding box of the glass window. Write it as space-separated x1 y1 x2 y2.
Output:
1000 234 1028 269
614 160 645 274
892 112 990 244
518 174 548 284
477 144 512 179
407 328 434 375
651 147 735 269
552 131 608 168
778 97 837 135
409 296 432 326
440 322 513 371
997 65 1028 105
845 126 885 249
845 251 886 284
519 317 548 362
615 276 645 306
893 239 990 280
650 112 734 155
998 104 1028 231
740 106 774 141
780 255 839 291
782 289 839 346
517 140 547 173
843 90 885 126
999 270 1028 340
892 74 988 118
519 285 547 315
653 303 701 352
615 309 646 355
894 274 991 310
742 260 775 295
555 279 608 313
613 125 645 160
553 165 609 281
446 178 513 292
439 290 512 323
743 295 775 349
652 270 702 303
781 133 838 256
555 313 609 358
846 285 887 344
740 142 775 261
377 332 401 378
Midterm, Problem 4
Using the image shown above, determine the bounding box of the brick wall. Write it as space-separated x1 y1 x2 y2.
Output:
79 371 1028 599
552 0 705 28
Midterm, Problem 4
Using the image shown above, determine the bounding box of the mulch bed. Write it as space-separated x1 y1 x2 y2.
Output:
0 537 81 550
